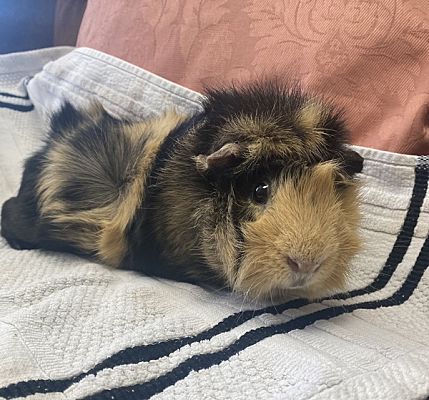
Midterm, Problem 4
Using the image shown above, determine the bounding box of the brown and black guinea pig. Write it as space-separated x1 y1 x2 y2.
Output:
0 81 363 301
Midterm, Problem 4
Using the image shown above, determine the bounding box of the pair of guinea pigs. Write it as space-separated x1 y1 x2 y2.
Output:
1 81 363 301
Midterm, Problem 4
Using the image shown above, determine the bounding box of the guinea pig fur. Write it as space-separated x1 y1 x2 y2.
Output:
0 81 364 301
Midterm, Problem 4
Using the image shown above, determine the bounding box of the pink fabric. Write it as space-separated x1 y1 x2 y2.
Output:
77 0 429 155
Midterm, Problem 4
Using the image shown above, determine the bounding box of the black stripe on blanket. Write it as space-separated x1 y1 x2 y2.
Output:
0 101 34 112
0 91 30 100
0 158 427 399
0 89 33 112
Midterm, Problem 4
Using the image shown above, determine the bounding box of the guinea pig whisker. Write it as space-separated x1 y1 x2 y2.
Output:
248 273 277 299
237 289 253 313
269 289 279 310
210 283 232 295
313 127 339 134
238 268 264 280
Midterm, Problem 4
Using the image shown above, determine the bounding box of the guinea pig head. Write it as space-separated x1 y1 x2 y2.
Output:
192 82 363 300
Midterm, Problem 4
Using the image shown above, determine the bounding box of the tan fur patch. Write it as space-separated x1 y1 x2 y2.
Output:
234 162 361 300
222 114 282 137
296 101 326 132
98 110 187 265
37 108 187 266
221 114 304 167
202 196 240 284
219 106 335 170
296 101 330 156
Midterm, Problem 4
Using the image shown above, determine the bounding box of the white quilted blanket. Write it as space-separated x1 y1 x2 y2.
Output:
0 47 428 400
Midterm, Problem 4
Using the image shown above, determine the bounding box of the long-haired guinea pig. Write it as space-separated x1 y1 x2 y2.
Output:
1 81 363 300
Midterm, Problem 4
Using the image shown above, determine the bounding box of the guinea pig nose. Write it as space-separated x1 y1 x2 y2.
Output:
287 256 321 273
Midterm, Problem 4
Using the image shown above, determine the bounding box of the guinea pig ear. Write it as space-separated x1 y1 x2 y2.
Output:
194 142 244 174
343 149 364 175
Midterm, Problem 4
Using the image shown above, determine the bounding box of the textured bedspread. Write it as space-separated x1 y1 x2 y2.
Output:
0 47 428 400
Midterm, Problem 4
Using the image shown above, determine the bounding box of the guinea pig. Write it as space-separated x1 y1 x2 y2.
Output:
0 81 363 301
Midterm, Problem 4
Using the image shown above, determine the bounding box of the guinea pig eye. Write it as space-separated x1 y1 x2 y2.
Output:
252 183 270 204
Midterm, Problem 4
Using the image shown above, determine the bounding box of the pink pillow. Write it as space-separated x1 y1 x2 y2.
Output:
77 0 429 155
